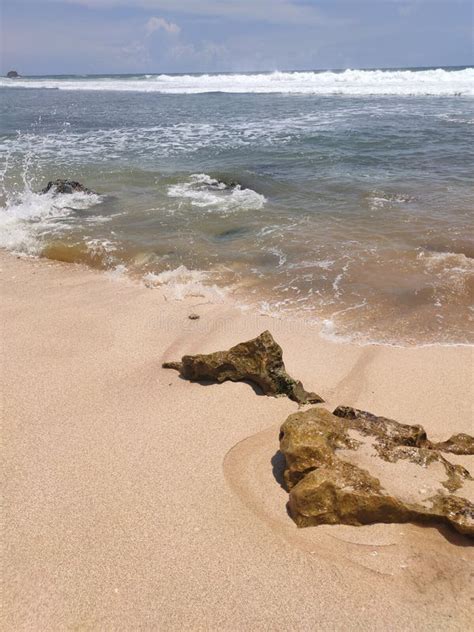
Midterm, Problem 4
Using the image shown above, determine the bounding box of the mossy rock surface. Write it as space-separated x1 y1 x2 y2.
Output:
163 330 323 405
280 407 474 537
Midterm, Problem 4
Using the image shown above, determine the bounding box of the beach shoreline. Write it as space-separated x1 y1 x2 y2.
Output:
2 249 473 630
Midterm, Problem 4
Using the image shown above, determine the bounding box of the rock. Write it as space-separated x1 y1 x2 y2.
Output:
333 406 474 456
279 407 356 489
6 70 19 78
279 407 474 536
430 433 474 456
211 176 241 189
333 405 427 447
41 179 95 195
214 227 249 241
188 313 200 320
163 330 323 405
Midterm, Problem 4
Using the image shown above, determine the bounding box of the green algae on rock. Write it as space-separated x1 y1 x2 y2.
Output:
279 407 474 537
333 406 427 447
163 330 323 405
430 433 474 456
333 406 474 457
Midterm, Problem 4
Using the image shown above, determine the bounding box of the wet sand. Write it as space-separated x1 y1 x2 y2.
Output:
1 250 473 631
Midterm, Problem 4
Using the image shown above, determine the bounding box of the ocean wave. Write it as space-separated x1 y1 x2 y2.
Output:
2 68 473 96
0 187 103 254
0 115 322 164
167 174 266 213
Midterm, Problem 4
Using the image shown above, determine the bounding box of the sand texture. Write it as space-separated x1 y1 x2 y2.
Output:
1 251 473 631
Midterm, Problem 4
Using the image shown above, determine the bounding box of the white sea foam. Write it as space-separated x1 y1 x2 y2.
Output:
0 116 328 163
105 264 128 280
168 174 266 213
417 250 474 295
143 265 226 302
367 191 413 210
0 188 102 254
2 68 473 96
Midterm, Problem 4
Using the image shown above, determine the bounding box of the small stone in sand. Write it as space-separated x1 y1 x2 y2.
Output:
188 313 200 320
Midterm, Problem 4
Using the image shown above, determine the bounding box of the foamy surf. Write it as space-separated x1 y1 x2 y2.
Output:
143 265 226 302
2 68 473 95
2 72 473 346
0 188 103 255
168 174 266 213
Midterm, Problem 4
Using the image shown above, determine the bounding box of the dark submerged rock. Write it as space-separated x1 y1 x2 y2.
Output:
214 227 250 241
41 179 95 195
163 330 323 405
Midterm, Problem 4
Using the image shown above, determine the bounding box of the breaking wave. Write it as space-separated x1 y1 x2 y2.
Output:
0 187 103 255
2 68 473 96
168 174 266 213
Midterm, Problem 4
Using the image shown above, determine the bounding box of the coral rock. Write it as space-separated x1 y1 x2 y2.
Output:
333 405 427 447
430 433 474 456
163 330 323 405
279 407 474 536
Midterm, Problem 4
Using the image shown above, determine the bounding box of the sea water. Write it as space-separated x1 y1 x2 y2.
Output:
1 68 473 344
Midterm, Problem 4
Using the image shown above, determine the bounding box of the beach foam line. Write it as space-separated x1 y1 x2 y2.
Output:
143 265 227 302
2 68 473 95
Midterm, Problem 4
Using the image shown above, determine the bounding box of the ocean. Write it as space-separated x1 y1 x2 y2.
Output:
1 67 473 345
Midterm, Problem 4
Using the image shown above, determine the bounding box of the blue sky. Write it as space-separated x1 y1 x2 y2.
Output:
1 1 472 74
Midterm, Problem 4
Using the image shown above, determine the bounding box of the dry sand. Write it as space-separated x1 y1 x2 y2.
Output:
1 250 473 631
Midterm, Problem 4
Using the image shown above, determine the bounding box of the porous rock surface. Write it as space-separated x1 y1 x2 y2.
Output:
163 330 323 405
334 406 474 456
279 406 474 536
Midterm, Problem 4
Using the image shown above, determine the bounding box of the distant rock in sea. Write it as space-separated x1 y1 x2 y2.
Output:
163 330 324 405
41 179 95 195
279 406 474 536
6 70 19 78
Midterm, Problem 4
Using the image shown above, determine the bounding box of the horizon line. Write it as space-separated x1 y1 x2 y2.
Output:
3 64 473 78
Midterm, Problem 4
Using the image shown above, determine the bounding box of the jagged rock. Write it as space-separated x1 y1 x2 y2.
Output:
6 70 19 78
41 179 95 195
279 407 355 489
163 330 323 405
333 405 427 447
279 407 474 536
430 433 474 456
334 406 474 456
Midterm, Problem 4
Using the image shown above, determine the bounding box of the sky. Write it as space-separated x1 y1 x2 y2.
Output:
1 1 472 75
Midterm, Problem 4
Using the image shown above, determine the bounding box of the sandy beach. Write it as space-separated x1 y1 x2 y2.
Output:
1 250 473 631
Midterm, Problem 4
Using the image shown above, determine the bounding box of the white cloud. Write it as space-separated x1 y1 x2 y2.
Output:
145 16 180 35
